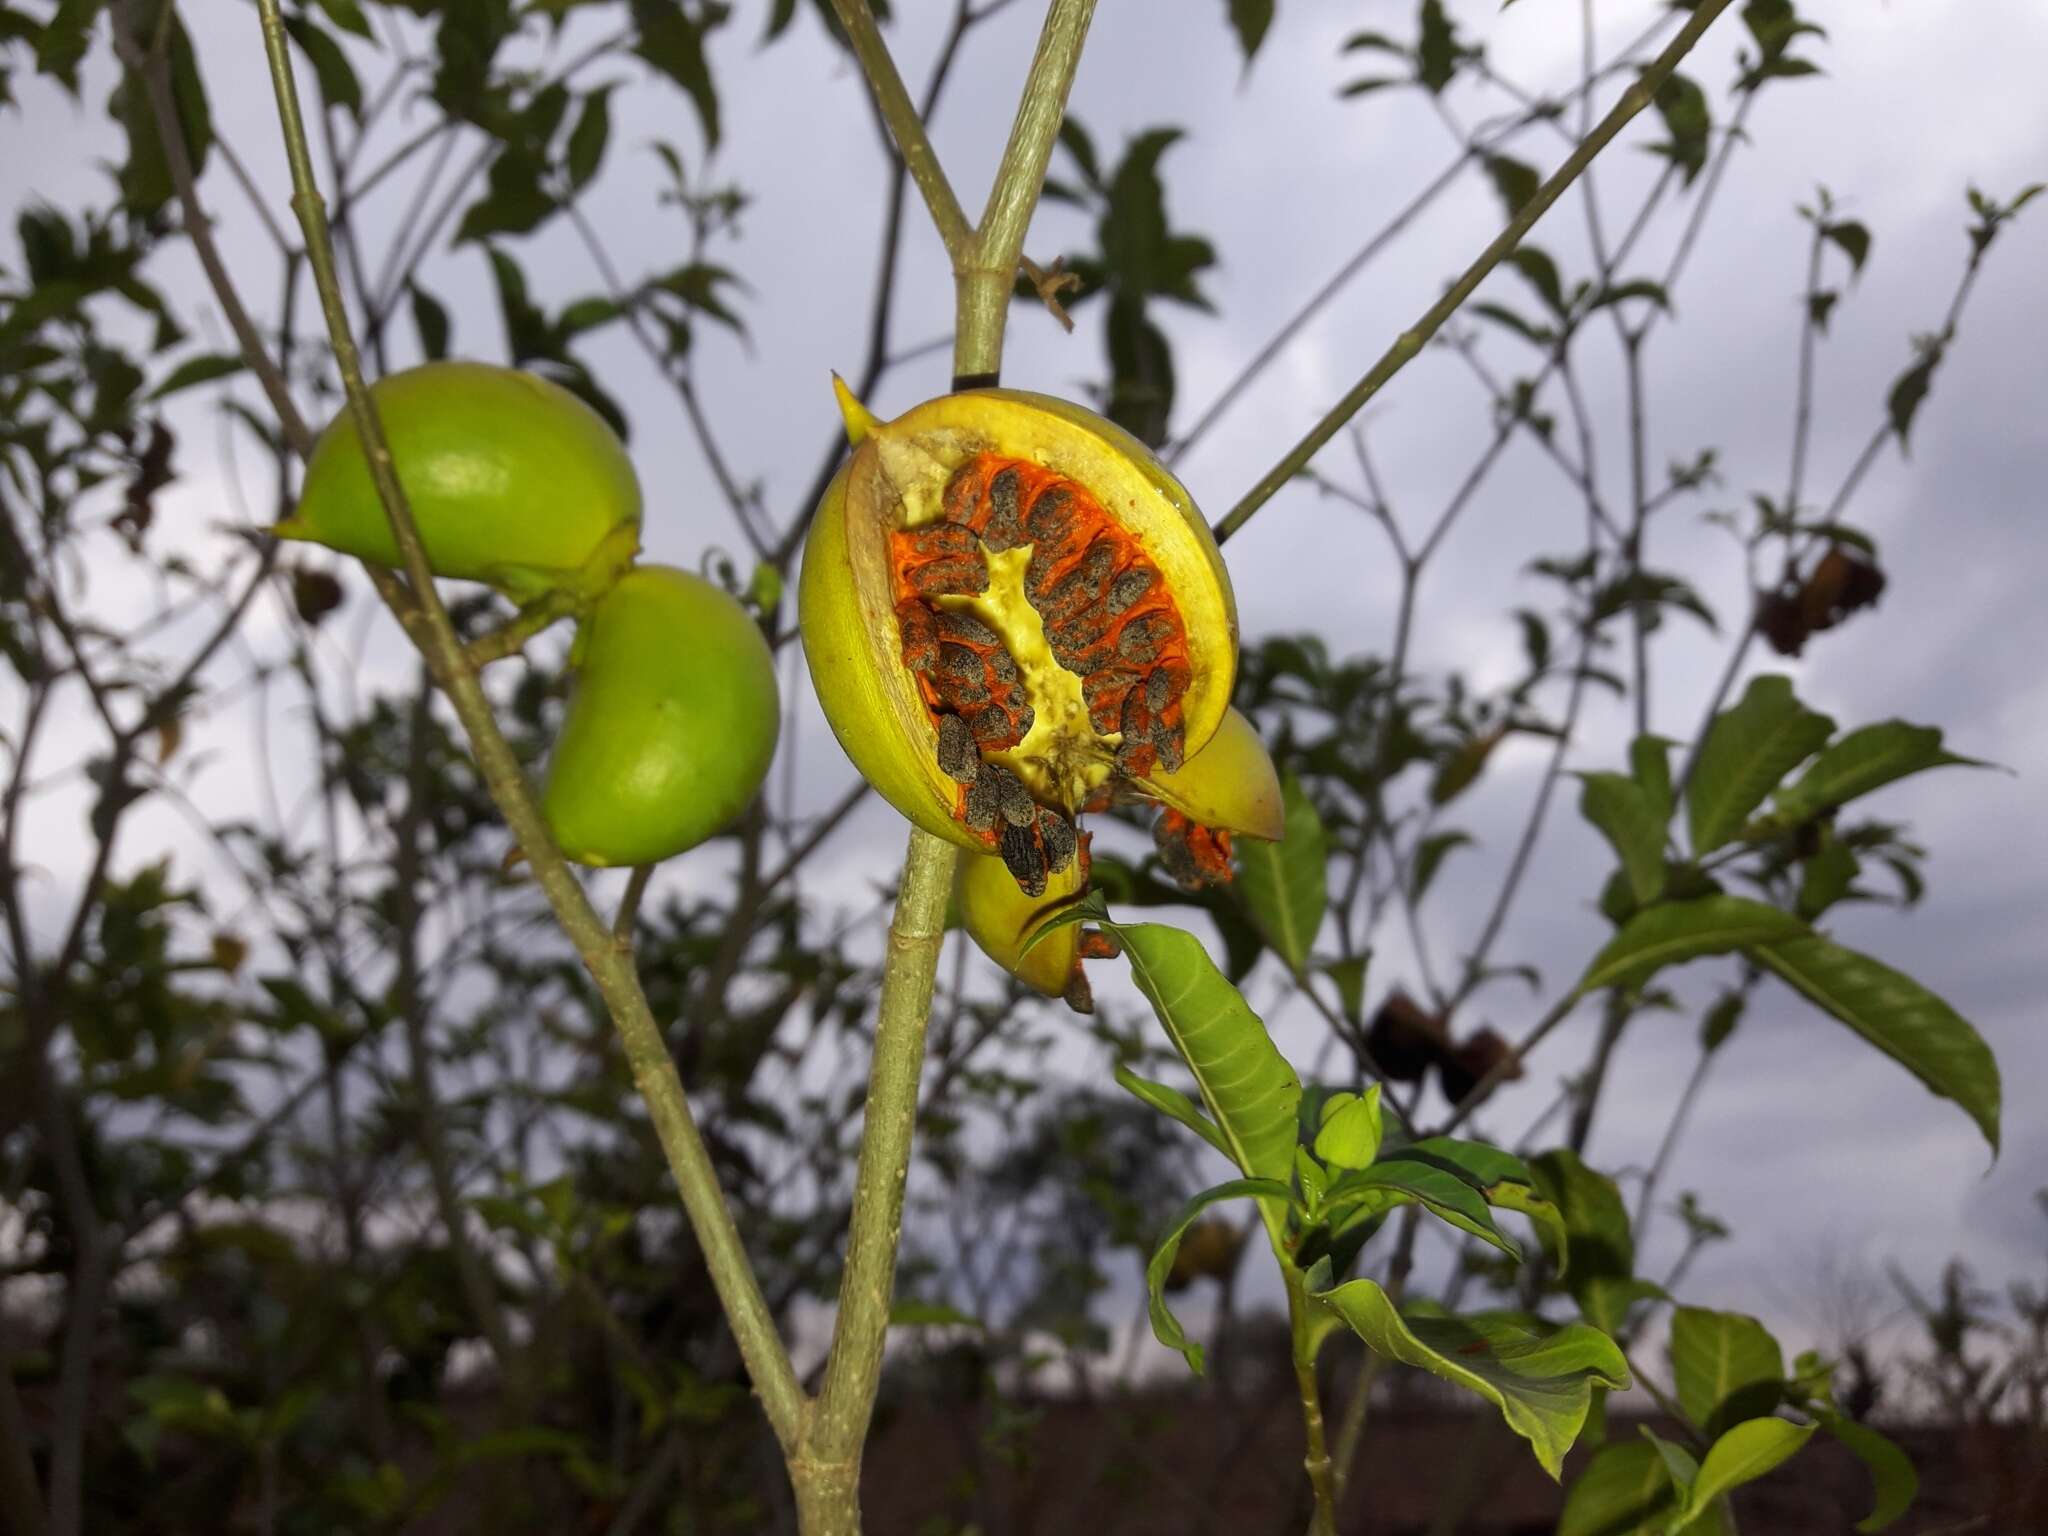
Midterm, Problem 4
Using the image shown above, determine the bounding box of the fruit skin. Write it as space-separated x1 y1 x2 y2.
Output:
542 565 779 867
799 384 1238 854
956 841 1088 1000
1143 706 1284 842
280 361 642 599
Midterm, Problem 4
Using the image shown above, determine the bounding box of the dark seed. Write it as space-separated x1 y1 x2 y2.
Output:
1155 818 1202 890
1025 485 1074 544
1000 821 1048 897
1039 541 1117 622
934 609 1001 648
1117 739 1158 777
1120 686 1155 742
940 643 984 682
941 466 984 524
1062 970 1094 1015
1152 717 1186 774
897 601 938 672
935 664 989 707
989 650 1018 685
989 765 1037 827
1144 668 1173 713
1078 928 1122 960
1049 602 1115 659
1117 611 1174 664
908 556 988 597
936 714 979 782
1106 567 1155 617
906 522 979 559
1038 808 1077 873
1012 703 1035 738
967 705 1017 748
983 466 1025 549
964 774 1000 833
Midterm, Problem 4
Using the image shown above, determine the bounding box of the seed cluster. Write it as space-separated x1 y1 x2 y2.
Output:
889 453 1199 892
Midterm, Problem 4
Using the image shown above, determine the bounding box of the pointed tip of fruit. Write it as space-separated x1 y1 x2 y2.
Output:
832 373 881 445
273 517 315 544
1144 706 1285 841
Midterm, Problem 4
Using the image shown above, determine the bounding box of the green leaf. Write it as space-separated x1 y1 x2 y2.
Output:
410 284 450 361
1322 954 1370 1020
315 0 373 39
1559 1440 1709 1536
1814 1409 1917 1532
1669 1307 1785 1439
1648 71 1711 184
109 19 212 213
1146 1178 1289 1372
1411 830 1472 902
1104 291 1175 449
1416 0 1465 93
1796 837 1858 920
1642 1426 1700 1499
1577 895 1806 995
1824 219 1872 275
1531 1149 1654 1334
1685 1417 1814 1516
1324 1161 1520 1259
1686 676 1834 853
632 0 720 147
1100 919 1303 1188
1099 128 1214 309
1631 735 1676 821
1225 0 1274 63
1700 990 1744 1052
1308 1283 1629 1478
1113 1063 1232 1163
457 151 556 243
1379 1137 1566 1267
1887 350 1938 451
147 352 243 400
1578 773 1669 906
1235 773 1326 973
1484 153 1541 218
1750 934 2000 1151
1313 1087 1383 1170
1771 720 1987 825
1508 246 1568 317
566 85 614 191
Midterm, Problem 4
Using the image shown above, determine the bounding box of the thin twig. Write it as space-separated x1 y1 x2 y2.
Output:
1213 0 1741 545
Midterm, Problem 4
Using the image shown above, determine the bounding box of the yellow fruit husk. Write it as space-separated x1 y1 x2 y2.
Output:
1142 706 1285 842
956 846 1089 999
800 384 1239 854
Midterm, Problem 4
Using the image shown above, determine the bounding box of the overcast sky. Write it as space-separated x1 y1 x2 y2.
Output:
7 0 2046 1383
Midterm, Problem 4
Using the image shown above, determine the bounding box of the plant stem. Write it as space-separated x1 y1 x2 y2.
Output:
249 0 805 1450
1285 1265 1340 1536
793 4 1096 1527
1212 0 1740 545
826 0 972 258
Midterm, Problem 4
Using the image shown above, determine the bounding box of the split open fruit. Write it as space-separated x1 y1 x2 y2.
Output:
281 361 641 600
801 382 1280 895
802 381 1283 1005
542 564 780 868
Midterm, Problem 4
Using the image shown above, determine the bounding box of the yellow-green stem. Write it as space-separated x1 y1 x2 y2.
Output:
1287 1265 1340 1536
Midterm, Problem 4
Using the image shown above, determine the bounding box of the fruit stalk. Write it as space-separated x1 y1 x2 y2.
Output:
250 0 807 1452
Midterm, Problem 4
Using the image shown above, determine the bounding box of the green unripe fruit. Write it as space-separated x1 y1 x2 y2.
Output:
280 361 641 600
542 565 780 867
